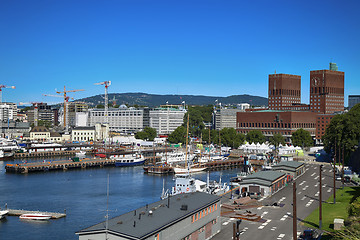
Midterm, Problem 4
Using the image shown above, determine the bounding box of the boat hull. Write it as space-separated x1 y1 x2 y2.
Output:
115 160 145 167
19 214 51 220
173 167 207 174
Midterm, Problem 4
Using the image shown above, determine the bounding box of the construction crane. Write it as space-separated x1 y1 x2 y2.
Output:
19 102 43 127
44 86 84 131
0 85 16 103
94 81 111 123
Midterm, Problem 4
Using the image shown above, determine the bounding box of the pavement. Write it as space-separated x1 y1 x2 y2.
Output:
213 161 349 240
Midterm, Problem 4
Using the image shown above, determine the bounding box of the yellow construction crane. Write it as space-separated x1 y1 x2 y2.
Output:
43 86 84 130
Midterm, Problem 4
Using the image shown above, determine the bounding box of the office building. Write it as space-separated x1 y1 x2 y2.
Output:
88 106 143 133
268 74 301 110
149 107 186 135
349 95 360 109
310 68 344 114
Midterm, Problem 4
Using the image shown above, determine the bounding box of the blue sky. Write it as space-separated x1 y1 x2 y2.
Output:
1 0 359 106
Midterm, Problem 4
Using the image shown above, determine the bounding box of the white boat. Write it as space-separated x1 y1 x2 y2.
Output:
111 154 145 167
160 151 195 164
173 166 207 174
75 150 86 158
19 213 51 220
0 210 9 219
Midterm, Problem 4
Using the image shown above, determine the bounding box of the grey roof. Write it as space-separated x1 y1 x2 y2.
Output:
77 192 220 239
245 171 285 182
30 126 49 133
273 161 304 169
241 178 274 187
50 132 61 137
72 126 95 131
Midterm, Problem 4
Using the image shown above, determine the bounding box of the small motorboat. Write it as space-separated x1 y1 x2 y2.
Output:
19 213 51 220
0 210 9 219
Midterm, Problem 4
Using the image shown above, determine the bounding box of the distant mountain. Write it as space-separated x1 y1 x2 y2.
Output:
77 93 268 108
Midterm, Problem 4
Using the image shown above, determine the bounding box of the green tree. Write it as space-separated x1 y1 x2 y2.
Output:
322 104 360 162
246 130 265 144
96 104 104 108
220 128 245 148
135 127 157 141
291 128 313 147
270 133 285 148
168 126 187 144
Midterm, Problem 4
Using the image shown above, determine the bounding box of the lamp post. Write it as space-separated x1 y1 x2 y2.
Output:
293 181 297 240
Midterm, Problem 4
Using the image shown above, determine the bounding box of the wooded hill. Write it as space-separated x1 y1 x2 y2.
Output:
77 92 268 107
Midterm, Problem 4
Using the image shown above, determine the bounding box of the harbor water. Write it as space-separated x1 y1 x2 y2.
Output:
0 157 238 240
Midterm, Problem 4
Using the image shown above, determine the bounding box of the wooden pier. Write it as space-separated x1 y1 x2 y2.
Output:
5 158 116 174
7 209 66 219
143 158 265 174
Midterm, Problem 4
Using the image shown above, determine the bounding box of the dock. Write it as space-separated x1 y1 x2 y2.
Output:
143 158 265 174
7 209 66 219
5 158 116 173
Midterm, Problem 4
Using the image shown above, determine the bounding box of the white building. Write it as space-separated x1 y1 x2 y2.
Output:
149 107 186 135
0 104 14 121
75 112 88 127
71 127 96 142
88 106 143 133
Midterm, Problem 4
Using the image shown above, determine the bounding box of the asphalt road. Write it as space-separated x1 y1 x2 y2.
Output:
213 161 344 240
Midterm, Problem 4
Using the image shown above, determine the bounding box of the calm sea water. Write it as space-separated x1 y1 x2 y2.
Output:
0 157 238 240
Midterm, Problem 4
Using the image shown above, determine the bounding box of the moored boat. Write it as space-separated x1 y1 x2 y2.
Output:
0 210 9 219
112 154 145 167
19 213 51 220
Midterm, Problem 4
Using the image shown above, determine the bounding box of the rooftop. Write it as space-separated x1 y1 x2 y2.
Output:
244 170 285 182
274 161 304 169
77 192 220 239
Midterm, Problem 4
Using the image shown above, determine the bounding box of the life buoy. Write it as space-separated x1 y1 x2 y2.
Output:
186 188 189 191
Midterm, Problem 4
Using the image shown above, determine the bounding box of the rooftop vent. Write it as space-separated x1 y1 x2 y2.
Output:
180 205 188 211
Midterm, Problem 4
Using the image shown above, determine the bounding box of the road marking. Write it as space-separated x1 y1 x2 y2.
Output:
314 176 319 180
278 197 286 203
299 180 306 186
322 177 325 180
280 214 288 221
306 199 314 207
258 219 271 229
257 206 263 210
302 185 309 191
314 183 319 187
323 184 327 188
301 196 306 200
277 233 285 239
315 191 319 197
271 226 277 231
298 191 302 195
311 173 316 176
261 211 268 218
327 188 332 193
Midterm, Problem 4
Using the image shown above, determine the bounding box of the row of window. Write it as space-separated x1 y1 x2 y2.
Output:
191 203 218 223
238 122 315 129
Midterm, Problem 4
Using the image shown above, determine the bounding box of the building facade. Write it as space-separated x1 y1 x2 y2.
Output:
349 95 360 109
268 74 301 110
310 69 344 114
88 106 144 133
71 127 96 142
149 107 186 135
236 110 317 141
68 102 89 127
214 108 248 130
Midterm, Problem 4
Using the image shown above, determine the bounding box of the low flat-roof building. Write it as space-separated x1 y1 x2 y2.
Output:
240 171 286 197
76 192 221 240
272 161 305 181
